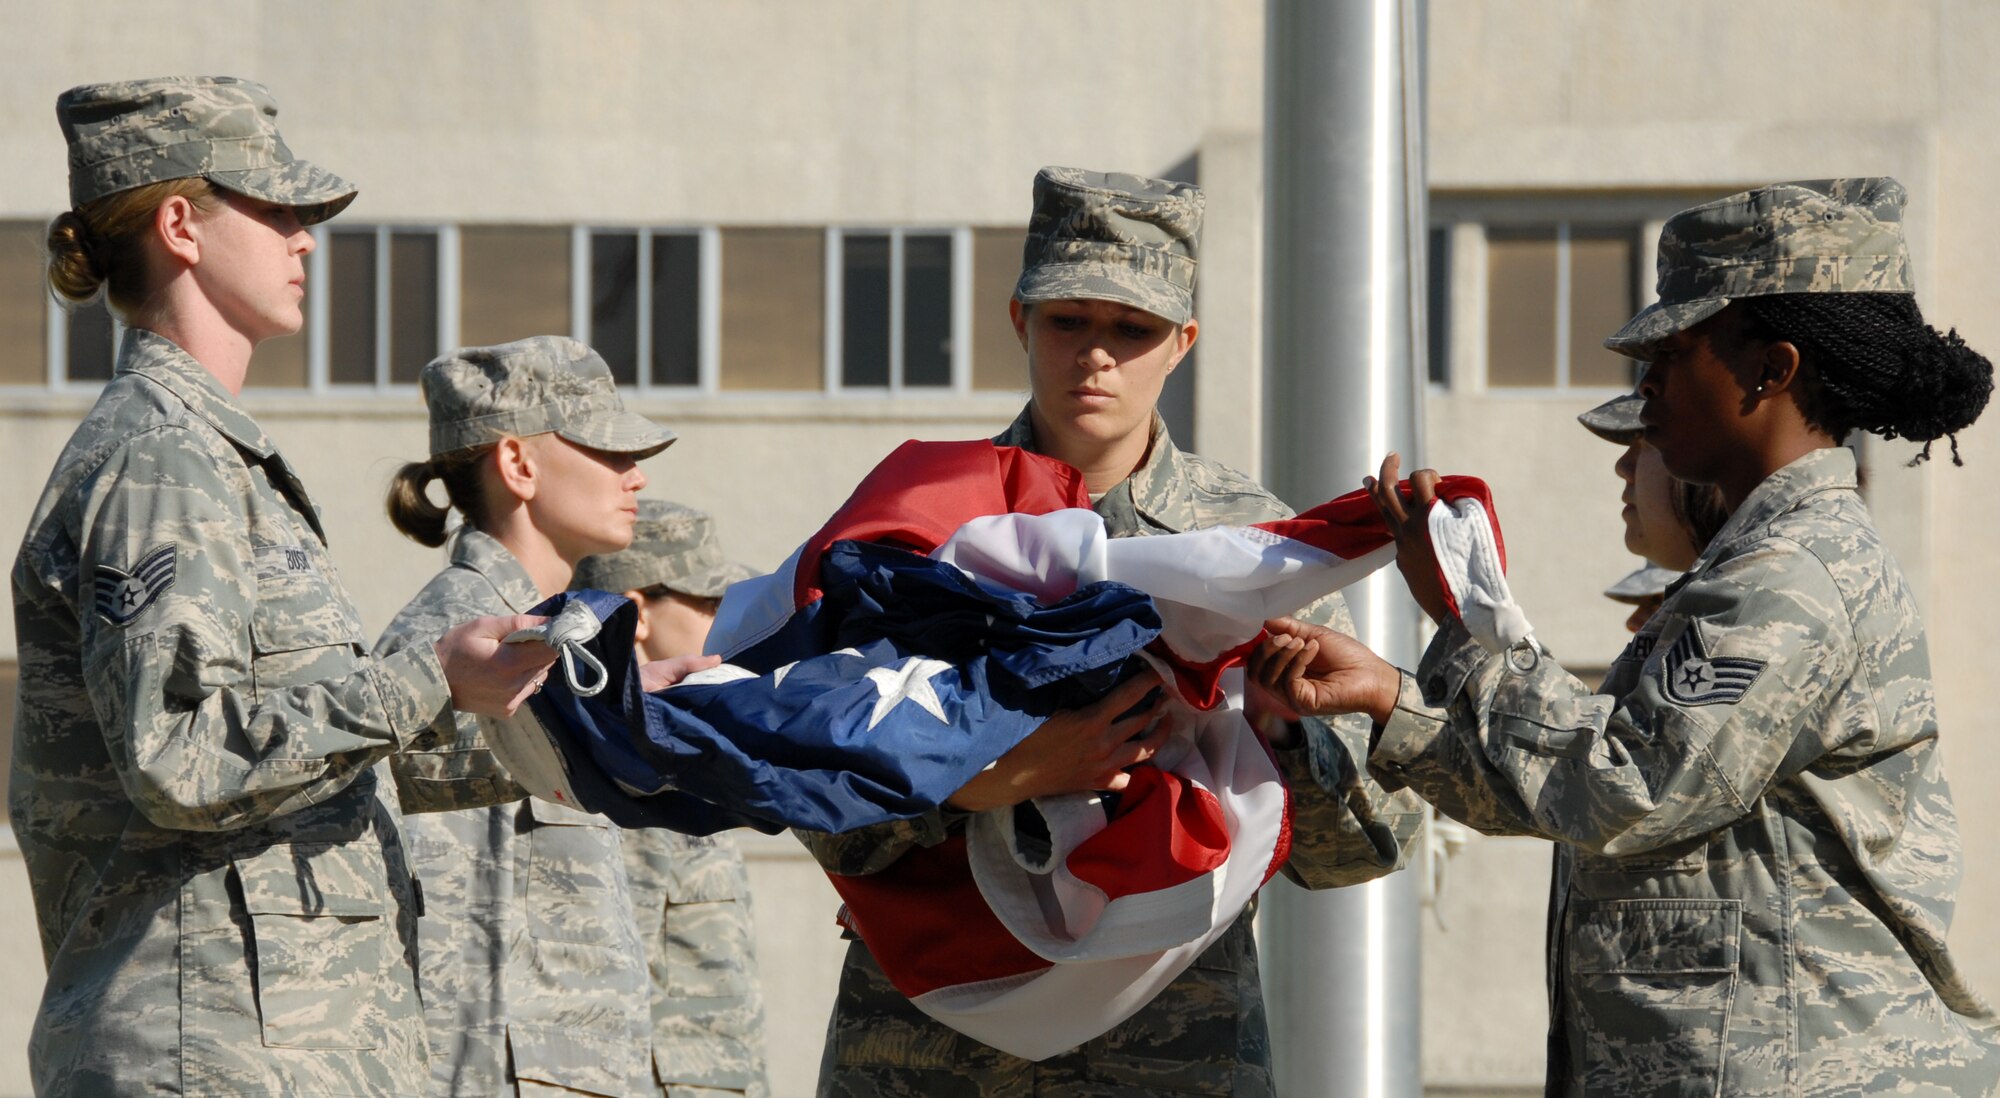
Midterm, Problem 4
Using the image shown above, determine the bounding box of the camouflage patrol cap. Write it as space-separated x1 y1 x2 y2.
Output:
571 500 756 598
1577 393 1644 443
421 336 675 459
1606 177 1914 359
1014 166 1203 325
57 76 355 224
1604 564 1681 604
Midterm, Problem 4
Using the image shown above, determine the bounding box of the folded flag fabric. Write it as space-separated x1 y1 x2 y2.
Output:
483 438 1506 1060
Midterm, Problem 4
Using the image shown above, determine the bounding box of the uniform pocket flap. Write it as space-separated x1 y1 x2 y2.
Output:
653 1038 754 1089
249 555 365 654
1568 899 1740 975
659 835 751 903
526 796 608 828
233 841 387 918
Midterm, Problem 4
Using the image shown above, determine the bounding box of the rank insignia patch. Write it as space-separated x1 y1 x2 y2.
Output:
1659 623 1764 706
95 544 177 626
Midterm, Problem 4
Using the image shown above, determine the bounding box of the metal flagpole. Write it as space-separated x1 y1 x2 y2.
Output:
1259 0 1428 1094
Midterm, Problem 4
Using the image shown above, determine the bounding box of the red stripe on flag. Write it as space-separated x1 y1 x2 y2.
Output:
794 441 1090 606
1066 767 1230 900
829 834 1053 998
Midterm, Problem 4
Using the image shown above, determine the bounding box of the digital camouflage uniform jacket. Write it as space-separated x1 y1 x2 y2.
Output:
377 528 652 1097
9 330 450 1097
623 828 772 1098
1373 446 2000 1097
805 408 1427 1098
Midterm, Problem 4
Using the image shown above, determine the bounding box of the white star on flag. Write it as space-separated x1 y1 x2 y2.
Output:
863 657 955 730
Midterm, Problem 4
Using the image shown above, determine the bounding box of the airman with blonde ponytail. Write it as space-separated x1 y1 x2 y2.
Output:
386 447 494 548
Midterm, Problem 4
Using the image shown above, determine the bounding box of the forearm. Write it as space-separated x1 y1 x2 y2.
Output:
97 641 452 831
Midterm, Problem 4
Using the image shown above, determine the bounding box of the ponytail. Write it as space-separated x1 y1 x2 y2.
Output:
385 447 494 547
45 178 217 317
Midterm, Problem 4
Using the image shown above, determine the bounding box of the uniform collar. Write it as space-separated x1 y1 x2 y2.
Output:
117 328 275 459
1688 445 1859 575
448 527 544 614
994 404 1194 533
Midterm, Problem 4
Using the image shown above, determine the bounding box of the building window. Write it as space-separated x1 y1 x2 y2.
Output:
1426 225 1451 386
720 228 825 392
2 217 1031 398
833 230 957 391
1485 223 1639 390
1 222 48 385
324 226 446 387
585 230 704 388
970 227 1027 392
461 227 569 351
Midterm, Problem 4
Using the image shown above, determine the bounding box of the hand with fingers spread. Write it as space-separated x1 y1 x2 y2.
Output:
1248 616 1402 726
1366 452 1453 625
639 653 723 693
434 614 560 717
944 670 1169 813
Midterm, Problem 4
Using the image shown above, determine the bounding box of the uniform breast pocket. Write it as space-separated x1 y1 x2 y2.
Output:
233 841 391 1050
1565 898 1741 1098
248 548 365 695
523 797 628 943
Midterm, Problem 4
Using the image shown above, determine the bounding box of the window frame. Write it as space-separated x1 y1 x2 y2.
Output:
8 219 1007 400
823 226 975 398
310 222 452 396
572 225 720 396
1430 191 1710 397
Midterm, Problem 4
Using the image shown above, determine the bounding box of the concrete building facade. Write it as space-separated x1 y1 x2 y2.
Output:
1 3 1996 1095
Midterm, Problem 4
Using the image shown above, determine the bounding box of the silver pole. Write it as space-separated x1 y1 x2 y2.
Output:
1260 0 1427 1095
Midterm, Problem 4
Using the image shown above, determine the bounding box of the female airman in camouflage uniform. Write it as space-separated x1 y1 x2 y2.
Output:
806 166 1427 1098
376 336 702 1097
571 500 771 1098
13 77 553 1097
1256 178 2000 1096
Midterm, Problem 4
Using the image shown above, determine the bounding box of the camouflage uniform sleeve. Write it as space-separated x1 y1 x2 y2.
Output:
374 621 528 814
1273 590 1427 888
794 809 969 876
74 426 451 832
1371 538 1851 855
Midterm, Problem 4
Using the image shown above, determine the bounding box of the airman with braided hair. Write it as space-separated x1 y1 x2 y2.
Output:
1254 178 2000 1096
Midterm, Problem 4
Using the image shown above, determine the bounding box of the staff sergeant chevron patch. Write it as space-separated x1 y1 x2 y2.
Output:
95 544 177 626
1659 621 1765 706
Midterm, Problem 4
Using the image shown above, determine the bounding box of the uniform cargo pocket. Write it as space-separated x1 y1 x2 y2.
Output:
233 841 389 1050
524 797 627 943
1565 898 1740 1098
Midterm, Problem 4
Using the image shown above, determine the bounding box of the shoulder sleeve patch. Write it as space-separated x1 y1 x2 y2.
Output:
95 543 177 626
1658 621 1766 706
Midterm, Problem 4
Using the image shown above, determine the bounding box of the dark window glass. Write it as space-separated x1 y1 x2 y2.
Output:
389 232 440 385
841 233 890 387
592 232 640 385
903 235 953 387
1485 227 1559 388
651 233 701 387
66 300 115 381
0 222 47 384
1427 226 1451 386
329 230 378 385
971 228 1026 391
